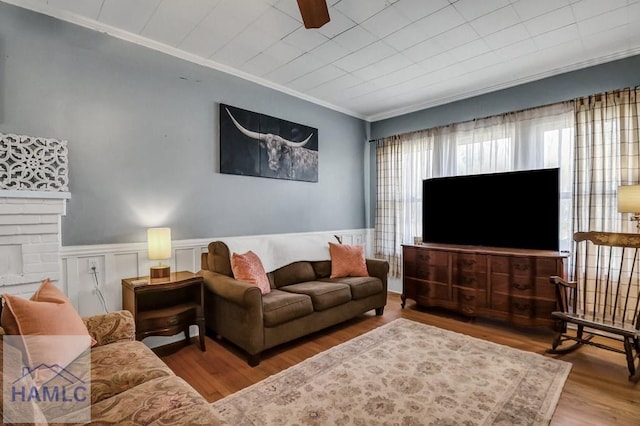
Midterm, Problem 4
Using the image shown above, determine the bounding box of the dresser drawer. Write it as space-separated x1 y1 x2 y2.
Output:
455 271 487 288
137 308 196 334
536 258 560 276
492 273 534 295
453 253 485 272
533 298 556 318
534 277 556 299
490 256 534 275
414 281 450 303
415 263 449 282
455 288 478 315
416 250 449 266
511 257 533 275
490 255 509 273
490 293 533 317
403 277 420 300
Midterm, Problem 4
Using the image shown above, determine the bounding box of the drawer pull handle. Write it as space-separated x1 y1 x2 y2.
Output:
168 317 179 325
513 282 532 291
461 276 476 285
513 302 530 311
461 294 475 302
514 263 530 271
461 259 475 267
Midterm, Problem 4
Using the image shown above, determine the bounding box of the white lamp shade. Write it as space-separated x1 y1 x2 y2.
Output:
618 185 640 213
147 227 171 260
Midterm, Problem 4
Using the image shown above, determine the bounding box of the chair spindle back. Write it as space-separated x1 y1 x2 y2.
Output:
572 232 640 330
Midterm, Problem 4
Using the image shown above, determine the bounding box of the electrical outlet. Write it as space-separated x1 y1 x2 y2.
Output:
88 258 99 274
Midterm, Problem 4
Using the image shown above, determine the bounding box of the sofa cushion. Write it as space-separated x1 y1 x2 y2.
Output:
207 241 233 277
321 276 383 300
311 260 332 279
86 375 221 425
83 309 136 346
0 335 48 424
262 289 314 327
273 261 317 288
88 340 174 404
280 281 352 311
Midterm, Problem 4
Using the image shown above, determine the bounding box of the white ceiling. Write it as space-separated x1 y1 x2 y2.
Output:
4 0 640 121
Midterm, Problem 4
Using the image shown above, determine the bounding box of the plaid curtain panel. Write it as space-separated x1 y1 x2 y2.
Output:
572 87 640 317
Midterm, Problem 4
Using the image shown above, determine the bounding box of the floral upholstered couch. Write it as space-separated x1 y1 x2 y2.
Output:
0 309 221 425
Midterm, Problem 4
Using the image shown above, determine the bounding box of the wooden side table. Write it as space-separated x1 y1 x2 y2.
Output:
122 270 205 351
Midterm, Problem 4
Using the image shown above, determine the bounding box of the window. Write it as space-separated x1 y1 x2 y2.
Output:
375 102 575 277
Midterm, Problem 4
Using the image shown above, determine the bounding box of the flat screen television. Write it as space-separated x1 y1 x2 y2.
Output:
422 168 560 251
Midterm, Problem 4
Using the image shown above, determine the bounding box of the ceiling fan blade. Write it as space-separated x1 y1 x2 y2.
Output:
297 0 330 29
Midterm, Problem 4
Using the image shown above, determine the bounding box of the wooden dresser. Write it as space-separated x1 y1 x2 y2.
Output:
402 243 568 328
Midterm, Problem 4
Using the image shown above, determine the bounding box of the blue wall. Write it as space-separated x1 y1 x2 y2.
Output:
0 3 369 245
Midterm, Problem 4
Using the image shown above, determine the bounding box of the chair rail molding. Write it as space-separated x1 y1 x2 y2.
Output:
60 228 374 320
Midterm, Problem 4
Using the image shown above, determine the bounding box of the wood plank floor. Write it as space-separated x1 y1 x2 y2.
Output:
159 292 640 425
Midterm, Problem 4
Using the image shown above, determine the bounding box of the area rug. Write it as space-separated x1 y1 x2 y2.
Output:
211 318 571 425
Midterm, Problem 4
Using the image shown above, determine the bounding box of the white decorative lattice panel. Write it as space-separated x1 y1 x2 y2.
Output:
0 133 69 191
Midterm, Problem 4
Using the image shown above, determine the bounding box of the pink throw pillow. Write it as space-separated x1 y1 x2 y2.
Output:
329 242 369 278
231 251 271 295
1 279 95 385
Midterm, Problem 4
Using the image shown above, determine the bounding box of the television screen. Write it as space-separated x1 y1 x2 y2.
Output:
422 168 560 251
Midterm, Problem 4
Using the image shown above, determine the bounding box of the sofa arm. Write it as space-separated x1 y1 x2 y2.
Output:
83 310 136 346
200 269 265 359
366 258 390 285
200 270 263 308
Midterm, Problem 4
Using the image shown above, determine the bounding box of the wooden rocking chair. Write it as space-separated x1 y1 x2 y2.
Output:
547 231 640 383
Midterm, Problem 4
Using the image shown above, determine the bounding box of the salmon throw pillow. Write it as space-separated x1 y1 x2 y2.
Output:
329 242 369 278
231 251 271 295
1 279 95 385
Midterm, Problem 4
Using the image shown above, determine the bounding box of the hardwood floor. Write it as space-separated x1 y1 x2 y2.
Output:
159 292 640 425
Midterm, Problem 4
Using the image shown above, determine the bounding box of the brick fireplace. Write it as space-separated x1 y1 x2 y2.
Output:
0 133 69 297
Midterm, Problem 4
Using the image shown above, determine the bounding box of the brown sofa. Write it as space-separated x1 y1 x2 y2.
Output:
199 241 389 366
0 309 221 425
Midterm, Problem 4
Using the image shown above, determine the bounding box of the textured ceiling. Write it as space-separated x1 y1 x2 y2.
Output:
4 0 640 121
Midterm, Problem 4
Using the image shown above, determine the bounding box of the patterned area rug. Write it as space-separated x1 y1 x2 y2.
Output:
211 318 571 425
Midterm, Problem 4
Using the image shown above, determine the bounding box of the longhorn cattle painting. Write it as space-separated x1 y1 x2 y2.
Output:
220 104 319 182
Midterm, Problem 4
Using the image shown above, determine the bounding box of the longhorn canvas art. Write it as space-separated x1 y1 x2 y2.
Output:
220 104 319 182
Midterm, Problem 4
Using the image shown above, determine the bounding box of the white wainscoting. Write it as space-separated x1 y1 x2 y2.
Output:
60 229 374 348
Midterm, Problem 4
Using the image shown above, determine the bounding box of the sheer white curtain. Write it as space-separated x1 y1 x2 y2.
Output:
375 102 574 277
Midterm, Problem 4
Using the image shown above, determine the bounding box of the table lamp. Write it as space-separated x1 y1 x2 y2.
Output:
617 185 640 231
148 227 171 278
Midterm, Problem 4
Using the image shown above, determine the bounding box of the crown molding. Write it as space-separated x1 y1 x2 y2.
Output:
0 0 369 121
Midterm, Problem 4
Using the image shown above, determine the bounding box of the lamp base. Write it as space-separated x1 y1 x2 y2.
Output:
150 265 170 279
